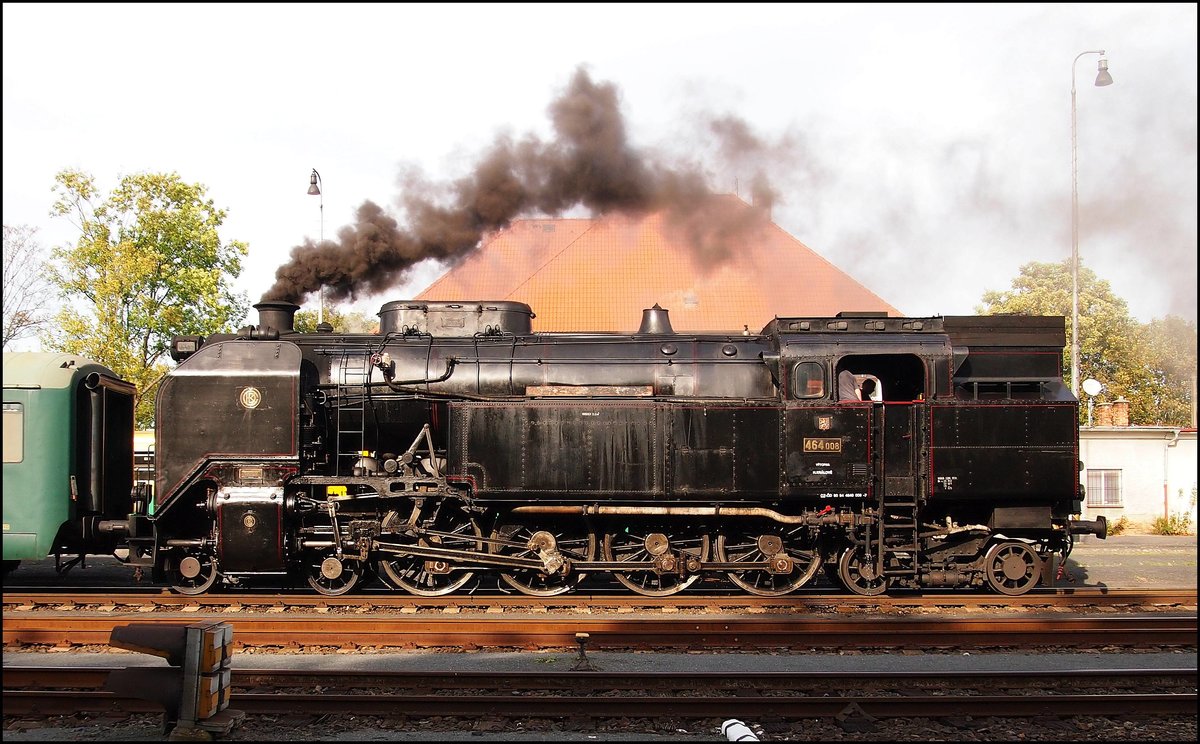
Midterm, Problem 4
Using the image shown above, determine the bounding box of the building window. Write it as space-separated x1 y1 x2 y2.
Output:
1086 469 1122 507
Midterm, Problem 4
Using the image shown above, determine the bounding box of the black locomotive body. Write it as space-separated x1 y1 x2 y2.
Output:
140 300 1106 597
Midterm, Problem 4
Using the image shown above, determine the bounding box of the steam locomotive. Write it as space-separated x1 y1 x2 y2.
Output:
3 300 1106 597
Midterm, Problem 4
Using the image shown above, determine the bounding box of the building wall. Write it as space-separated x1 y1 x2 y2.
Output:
1079 427 1197 531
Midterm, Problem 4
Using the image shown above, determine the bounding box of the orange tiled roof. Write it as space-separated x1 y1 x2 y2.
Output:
417 196 901 332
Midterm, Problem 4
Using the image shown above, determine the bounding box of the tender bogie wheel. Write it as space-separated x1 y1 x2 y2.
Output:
305 553 363 596
602 528 709 596
837 546 889 596
984 540 1043 596
376 508 479 596
169 550 219 595
492 522 597 597
716 525 823 596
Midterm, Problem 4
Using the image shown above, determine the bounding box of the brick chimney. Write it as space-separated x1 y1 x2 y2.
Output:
1095 402 1113 427
1112 397 1130 427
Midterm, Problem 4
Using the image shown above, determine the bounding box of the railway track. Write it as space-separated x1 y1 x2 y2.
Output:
6 667 1196 720
4 587 1195 612
3 612 1196 650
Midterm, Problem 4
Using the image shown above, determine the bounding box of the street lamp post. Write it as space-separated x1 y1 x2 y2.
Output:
1070 50 1113 398
307 168 324 325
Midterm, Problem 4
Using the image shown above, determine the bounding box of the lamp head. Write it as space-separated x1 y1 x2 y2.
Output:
1094 57 1113 87
307 169 321 196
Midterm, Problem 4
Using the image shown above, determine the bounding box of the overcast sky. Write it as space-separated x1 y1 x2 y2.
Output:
3 3 1196 332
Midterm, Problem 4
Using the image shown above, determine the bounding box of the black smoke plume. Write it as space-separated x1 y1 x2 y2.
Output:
264 67 780 304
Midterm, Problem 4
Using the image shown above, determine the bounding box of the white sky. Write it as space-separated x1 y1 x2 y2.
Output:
3 3 1197 332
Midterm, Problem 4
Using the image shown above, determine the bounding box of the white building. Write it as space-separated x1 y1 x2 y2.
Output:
1079 425 1197 532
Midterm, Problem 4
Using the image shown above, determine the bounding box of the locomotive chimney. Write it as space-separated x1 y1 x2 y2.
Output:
638 304 675 335
255 301 299 334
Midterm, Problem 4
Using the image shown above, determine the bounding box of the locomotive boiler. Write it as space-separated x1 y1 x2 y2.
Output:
136 299 1106 597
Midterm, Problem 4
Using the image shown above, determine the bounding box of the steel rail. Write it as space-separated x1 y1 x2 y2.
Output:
5 688 1195 719
3 614 1196 650
6 667 1197 721
3 587 1195 611
6 666 1196 691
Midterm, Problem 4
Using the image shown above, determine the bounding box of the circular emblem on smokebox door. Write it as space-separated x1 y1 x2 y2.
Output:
239 386 263 410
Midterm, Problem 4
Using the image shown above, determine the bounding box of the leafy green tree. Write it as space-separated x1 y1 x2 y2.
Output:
43 170 248 426
341 309 382 335
293 307 380 334
1143 315 1198 426
975 259 1192 426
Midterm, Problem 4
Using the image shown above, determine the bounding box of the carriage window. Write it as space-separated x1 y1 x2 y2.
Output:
791 362 825 399
3 403 23 463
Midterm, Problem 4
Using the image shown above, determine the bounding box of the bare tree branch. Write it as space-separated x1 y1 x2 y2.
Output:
3 224 54 349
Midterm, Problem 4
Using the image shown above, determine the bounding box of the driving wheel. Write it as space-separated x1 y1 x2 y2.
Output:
603 527 709 596
377 506 480 596
491 521 597 597
717 524 823 596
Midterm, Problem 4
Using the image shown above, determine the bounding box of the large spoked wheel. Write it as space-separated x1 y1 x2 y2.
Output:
984 541 1043 596
377 507 479 596
169 549 219 595
602 526 710 597
716 524 823 596
491 521 597 597
305 551 364 596
837 546 889 596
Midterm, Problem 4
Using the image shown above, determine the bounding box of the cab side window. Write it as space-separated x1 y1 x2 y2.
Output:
791 362 825 399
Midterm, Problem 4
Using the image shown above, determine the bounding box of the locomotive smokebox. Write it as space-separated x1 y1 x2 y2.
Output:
254 301 299 334
638 304 675 335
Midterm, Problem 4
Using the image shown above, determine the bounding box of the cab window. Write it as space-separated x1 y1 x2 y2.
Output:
791 362 825 399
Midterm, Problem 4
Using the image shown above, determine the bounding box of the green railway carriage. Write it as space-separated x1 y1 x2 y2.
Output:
2 352 137 574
